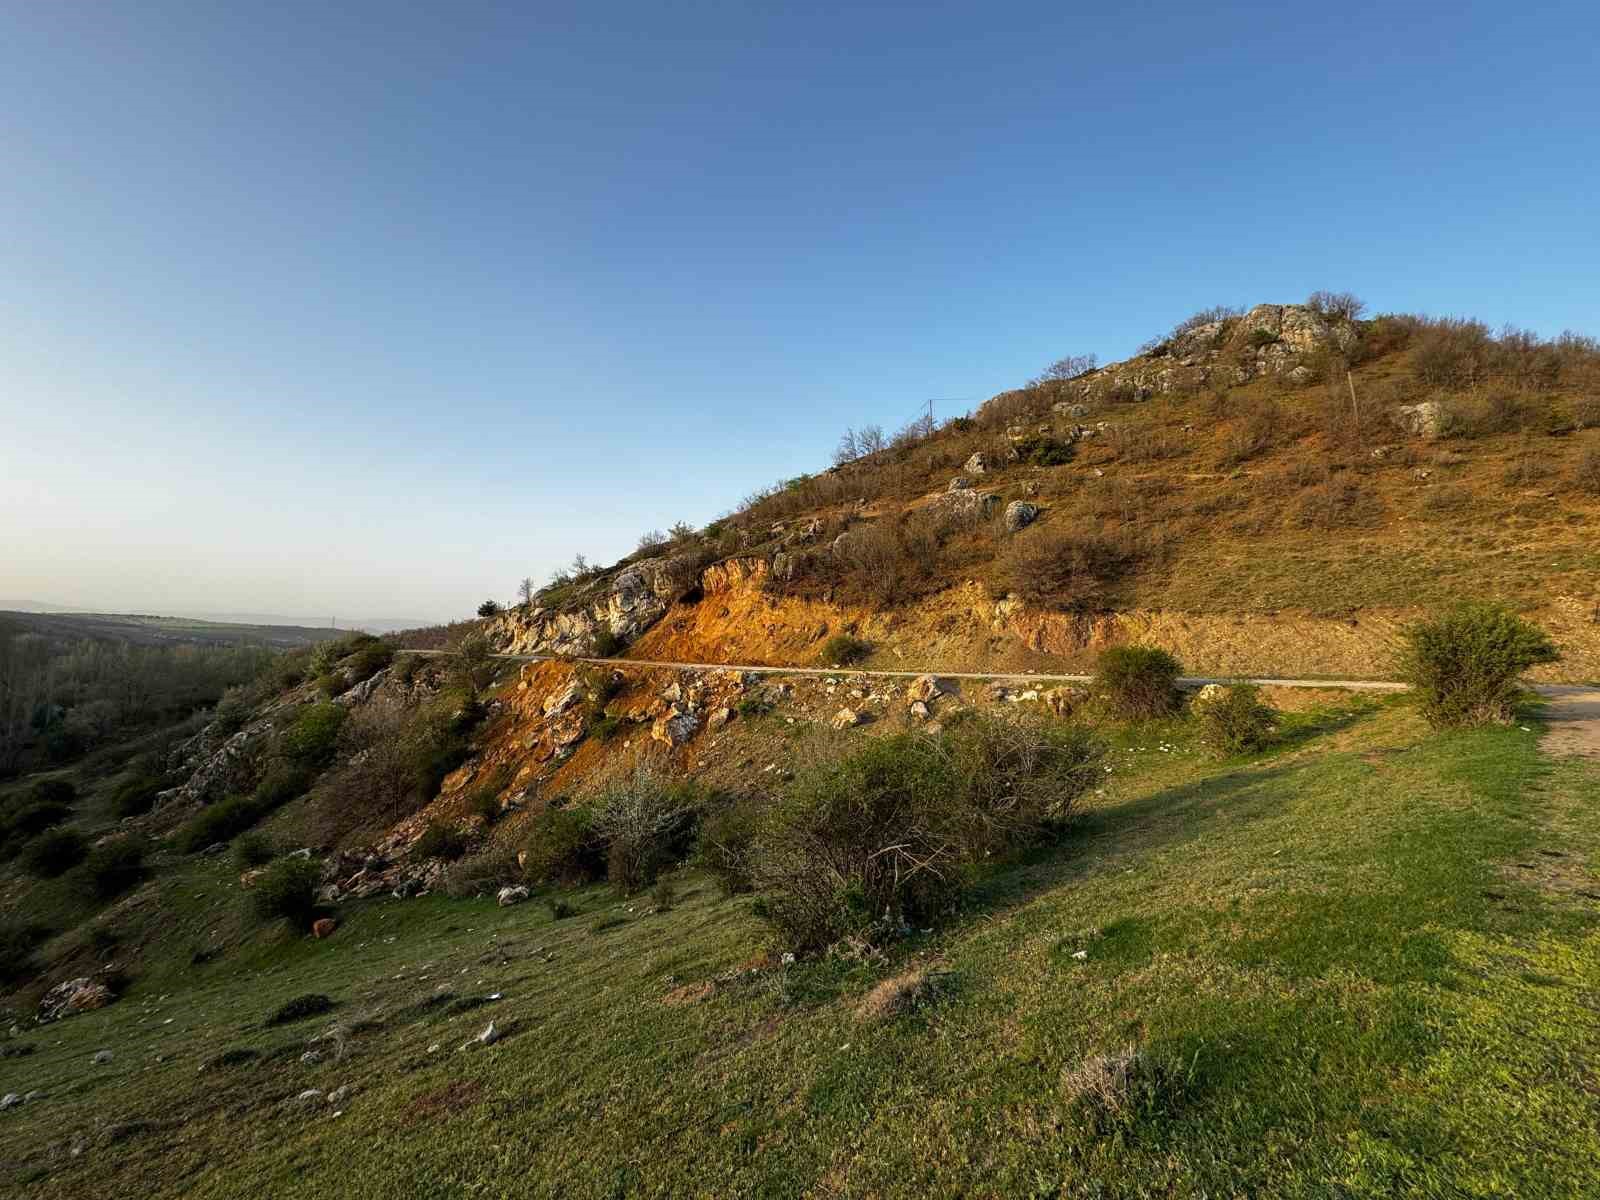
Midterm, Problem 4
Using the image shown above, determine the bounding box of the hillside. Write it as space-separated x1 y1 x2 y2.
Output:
4 297 1600 1197
490 299 1600 680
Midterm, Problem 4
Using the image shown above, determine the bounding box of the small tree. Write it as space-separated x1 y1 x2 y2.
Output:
1398 602 1558 728
477 599 500 618
1307 290 1367 322
517 577 535 608
251 857 322 931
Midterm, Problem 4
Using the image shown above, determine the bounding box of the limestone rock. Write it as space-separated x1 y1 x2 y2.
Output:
1004 501 1039 533
38 978 114 1024
497 886 531 907
651 709 700 747
1393 401 1445 438
963 452 988 475
947 476 972 491
907 675 944 704
830 707 864 730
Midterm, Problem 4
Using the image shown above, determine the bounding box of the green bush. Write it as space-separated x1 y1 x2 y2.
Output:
0 922 52 984
521 803 605 887
753 714 1104 953
23 828 88 878
1192 683 1279 754
411 821 471 862
346 641 394 683
820 634 871 666
251 857 322 930
212 687 254 734
7 800 72 839
178 794 263 852
74 836 148 902
252 762 312 810
1013 434 1075 466
696 797 761 897
111 773 165 818
591 628 623 657
235 832 278 870
1096 646 1183 720
265 992 333 1026
31 779 77 807
1398 602 1559 728
279 703 346 769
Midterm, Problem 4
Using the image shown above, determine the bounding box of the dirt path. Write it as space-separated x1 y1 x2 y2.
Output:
1539 685 1600 759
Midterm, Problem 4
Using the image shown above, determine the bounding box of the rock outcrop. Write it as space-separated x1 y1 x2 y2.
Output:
489 552 704 656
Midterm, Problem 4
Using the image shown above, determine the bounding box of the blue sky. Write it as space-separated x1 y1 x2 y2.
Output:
3 1 1597 623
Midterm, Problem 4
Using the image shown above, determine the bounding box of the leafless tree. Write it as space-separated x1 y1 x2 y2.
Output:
1038 353 1097 383
517 577 535 608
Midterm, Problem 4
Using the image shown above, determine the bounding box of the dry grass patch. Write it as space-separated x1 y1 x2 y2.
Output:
854 966 952 1021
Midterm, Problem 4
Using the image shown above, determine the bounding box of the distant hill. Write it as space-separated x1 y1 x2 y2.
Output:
0 610 347 650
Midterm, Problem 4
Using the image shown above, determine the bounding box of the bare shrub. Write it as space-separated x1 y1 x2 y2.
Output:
996 527 1143 612
1306 290 1366 321
1292 477 1382 529
1216 399 1281 466
1409 318 1496 388
752 715 1103 953
1109 424 1187 463
1573 446 1600 495
590 767 703 895
1037 354 1097 383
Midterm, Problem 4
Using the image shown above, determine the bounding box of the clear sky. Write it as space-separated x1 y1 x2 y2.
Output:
3 1 1597 624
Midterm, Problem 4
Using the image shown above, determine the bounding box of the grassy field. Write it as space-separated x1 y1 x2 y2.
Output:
4 696 1599 1197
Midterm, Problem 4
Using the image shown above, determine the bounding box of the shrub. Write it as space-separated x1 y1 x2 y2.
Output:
651 874 678 912
279 703 346 769
591 628 623 657
251 857 322 930
1193 684 1278 754
443 848 523 899
212 686 254 734
1306 290 1366 322
235 832 277 870
346 641 394 683
752 715 1103 953
252 762 312 810
697 797 761 896
997 528 1144 612
591 768 703 894
522 804 605 886
1574 446 1600 495
111 773 165 818
1291 477 1382 529
5 800 72 841
411 821 470 862
265 992 334 1026
1013 434 1075 466
30 779 76 807
24 828 88 878
1096 646 1182 720
1398 602 1559 728
545 896 576 920
0 922 52 984
178 794 263 852
820 635 871 666
75 836 148 902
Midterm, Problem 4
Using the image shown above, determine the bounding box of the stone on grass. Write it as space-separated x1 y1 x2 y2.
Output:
497 886 531 907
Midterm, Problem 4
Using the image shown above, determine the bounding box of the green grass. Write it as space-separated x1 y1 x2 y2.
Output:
4 699 1600 1197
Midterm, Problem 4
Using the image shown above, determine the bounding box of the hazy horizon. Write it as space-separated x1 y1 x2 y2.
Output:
5 2 1597 623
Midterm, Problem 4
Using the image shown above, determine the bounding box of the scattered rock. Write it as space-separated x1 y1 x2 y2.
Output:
907 675 943 704
651 709 700 747
300 1050 322 1066
38 978 114 1024
497 886 531 907
326 1085 352 1106
1004 500 1039 532
1 1093 21 1111
1393 401 1445 438
963 452 988 475
311 917 338 939
296 1088 324 1103
707 706 733 733
831 707 864 730
463 1021 500 1050
91 1050 113 1065
947 476 972 491
909 701 931 721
